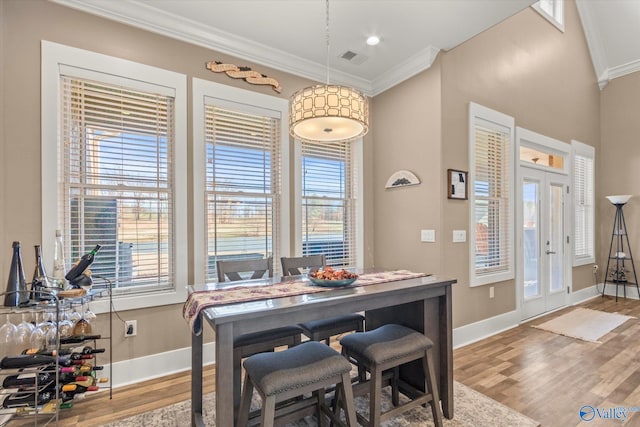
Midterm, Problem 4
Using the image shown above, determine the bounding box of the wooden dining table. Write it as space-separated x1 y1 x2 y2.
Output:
185 272 456 427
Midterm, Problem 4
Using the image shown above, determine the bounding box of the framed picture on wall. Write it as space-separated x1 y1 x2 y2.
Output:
447 169 467 200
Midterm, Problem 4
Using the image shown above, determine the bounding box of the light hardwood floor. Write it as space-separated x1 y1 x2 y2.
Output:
43 295 640 426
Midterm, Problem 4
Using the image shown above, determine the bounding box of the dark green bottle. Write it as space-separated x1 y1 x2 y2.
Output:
4 241 29 306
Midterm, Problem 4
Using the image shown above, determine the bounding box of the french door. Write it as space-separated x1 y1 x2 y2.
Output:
520 168 569 319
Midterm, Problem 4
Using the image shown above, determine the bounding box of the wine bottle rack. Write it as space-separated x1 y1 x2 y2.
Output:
0 286 112 425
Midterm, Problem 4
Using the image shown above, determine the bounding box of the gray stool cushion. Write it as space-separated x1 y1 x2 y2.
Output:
340 324 433 364
234 325 302 347
243 341 352 396
300 313 364 334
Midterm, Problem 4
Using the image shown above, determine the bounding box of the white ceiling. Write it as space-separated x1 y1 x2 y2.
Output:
51 0 640 95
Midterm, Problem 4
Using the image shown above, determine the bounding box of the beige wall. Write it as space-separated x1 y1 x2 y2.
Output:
372 55 443 275
0 0 374 363
374 0 601 327
600 72 640 290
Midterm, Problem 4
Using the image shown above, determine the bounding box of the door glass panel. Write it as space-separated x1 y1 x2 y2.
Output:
520 146 564 170
523 180 539 299
549 184 564 293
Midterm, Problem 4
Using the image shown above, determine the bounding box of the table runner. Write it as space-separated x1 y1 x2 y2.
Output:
183 270 429 334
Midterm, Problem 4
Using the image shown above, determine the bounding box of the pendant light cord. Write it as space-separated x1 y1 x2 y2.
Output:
325 0 330 85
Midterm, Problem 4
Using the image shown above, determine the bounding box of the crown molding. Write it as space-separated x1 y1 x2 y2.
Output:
50 0 442 97
575 0 610 90
371 46 440 95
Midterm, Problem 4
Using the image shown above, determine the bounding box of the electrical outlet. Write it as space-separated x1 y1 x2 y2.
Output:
125 320 137 337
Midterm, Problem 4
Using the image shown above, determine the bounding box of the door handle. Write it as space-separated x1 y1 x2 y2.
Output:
545 250 556 255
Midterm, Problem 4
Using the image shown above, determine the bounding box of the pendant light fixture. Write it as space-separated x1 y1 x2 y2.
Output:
289 0 369 144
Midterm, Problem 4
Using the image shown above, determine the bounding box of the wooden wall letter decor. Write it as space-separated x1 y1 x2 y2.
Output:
206 61 282 93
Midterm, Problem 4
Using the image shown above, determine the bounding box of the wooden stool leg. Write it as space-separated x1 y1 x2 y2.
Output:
262 395 276 427
340 371 358 427
316 389 326 427
391 366 400 406
236 374 253 427
369 366 382 427
424 349 443 427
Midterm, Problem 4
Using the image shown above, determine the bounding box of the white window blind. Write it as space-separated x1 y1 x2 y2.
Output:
204 103 282 280
573 141 595 265
60 76 174 292
469 103 515 286
300 141 357 268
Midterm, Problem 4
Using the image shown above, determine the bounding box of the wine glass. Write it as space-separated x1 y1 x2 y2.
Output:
58 306 75 339
0 314 17 348
15 312 35 347
83 301 97 323
29 311 47 350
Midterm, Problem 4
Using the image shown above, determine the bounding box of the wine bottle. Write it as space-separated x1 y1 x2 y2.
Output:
2 391 51 408
0 354 55 369
2 371 53 388
65 244 101 282
31 245 51 300
52 229 67 288
4 241 29 307
59 334 102 344
22 345 105 357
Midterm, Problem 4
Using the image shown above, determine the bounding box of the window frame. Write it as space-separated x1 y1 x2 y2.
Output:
571 140 595 266
41 41 188 312
469 102 515 287
192 78 290 283
293 139 364 269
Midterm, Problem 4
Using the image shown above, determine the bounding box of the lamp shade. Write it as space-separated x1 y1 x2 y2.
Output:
606 195 632 205
289 84 369 143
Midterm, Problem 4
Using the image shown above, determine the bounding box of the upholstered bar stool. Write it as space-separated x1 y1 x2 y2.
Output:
236 341 357 427
339 324 443 427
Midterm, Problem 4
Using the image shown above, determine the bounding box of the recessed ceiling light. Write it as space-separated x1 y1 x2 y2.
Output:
366 35 380 46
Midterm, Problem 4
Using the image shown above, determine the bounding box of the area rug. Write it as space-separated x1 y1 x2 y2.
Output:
531 307 634 343
100 381 539 427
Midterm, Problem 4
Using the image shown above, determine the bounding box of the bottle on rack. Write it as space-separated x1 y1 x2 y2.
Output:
2 391 52 408
2 371 54 389
59 333 102 344
65 244 101 285
52 229 67 289
23 345 105 357
31 244 52 300
4 241 29 307
0 354 56 369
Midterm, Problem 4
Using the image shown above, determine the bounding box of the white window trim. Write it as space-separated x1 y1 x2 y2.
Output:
41 40 188 313
532 0 564 32
292 139 364 269
571 140 595 266
192 78 290 284
469 102 515 287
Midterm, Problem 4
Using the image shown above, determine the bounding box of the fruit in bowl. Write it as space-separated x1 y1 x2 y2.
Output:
308 267 358 287
309 266 358 281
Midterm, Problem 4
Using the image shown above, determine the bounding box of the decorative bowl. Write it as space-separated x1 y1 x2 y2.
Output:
307 276 357 288
606 195 632 205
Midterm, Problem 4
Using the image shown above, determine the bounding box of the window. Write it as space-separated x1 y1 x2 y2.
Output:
295 140 362 268
532 0 564 32
42 41 187 312
192 79 289 282
572 140 595 266
469 103 515 286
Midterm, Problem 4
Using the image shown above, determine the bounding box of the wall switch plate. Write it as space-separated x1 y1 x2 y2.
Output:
489 286 495 299
453 230 466 242
421 229 435 242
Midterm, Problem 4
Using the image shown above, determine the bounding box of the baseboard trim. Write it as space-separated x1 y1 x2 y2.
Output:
452 309 520 349
601 282 640 300
570 284 601 304
110 341 216 389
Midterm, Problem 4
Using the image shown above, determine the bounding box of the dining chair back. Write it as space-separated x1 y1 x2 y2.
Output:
280 254 326 276
216 257 273 283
